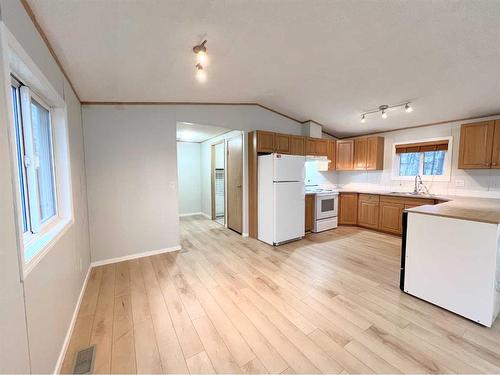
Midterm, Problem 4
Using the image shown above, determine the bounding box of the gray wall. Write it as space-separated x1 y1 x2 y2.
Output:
82 104 304 262
0 0 91 373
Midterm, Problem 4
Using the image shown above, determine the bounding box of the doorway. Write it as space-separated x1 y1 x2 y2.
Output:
227 135 243 233
211 141 225 225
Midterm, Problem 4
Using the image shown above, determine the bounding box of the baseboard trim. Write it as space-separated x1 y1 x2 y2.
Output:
179 212 202 217
201 212 211 219
242 232 249 237
91 245 182 267
53 265 92 374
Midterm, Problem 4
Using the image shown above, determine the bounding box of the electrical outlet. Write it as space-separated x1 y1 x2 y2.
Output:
455 179 465 187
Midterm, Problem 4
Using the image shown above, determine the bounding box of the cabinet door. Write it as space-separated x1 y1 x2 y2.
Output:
290 136 305 156
336 140 354 170
256 131 275 153
315 139 329 156
491 120 500 169
327 140 336 171
379 201 404 234
366 137 384 170
306 138 317 155
275 134 291 154
458 121 494 169
339 193 358 225
353 138 367 170
357 194 379 229
305 194 315 232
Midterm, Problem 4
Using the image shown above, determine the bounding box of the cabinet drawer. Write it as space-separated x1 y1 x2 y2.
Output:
359 194 380 202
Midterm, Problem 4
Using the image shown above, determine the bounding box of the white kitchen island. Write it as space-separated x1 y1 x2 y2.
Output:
401 198 500 327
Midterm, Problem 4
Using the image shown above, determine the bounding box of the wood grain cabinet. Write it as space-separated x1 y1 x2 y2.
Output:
306 138 329 156
379 199 405 235
305 194 315 232
357 194 380 229
256 131 276 153
353 136 384 171
338 192 358 225
275 133 291 154
327 140 336 171
491 120 500 169
353 138 368 170
458 121 496 169
366 137 385 170
290 135 305 156
336 140 354 170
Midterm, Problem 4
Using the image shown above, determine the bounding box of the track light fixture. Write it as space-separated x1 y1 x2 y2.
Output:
193 40 208 82
360 102 413 123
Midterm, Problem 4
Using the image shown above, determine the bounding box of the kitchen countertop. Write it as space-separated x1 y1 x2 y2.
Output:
337 188 500 224
406 197 500 224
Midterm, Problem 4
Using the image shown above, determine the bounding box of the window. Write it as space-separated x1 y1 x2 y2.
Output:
10 77 68 265
392 137 452 181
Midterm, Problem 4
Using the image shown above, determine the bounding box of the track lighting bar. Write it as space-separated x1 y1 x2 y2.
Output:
360 102 413 122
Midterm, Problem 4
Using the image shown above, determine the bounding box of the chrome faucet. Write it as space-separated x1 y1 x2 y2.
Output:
413 175 430 195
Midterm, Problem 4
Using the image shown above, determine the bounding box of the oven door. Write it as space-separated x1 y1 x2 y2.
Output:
315 194 338 220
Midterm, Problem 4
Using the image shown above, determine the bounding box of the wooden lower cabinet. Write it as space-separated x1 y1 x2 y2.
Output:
339 193 358 225
357 194 380 229
339 193 436 236
379 200 405 234
305 194 315 232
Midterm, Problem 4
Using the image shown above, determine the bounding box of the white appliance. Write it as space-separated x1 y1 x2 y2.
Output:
313 190 338 232
258 153 305 245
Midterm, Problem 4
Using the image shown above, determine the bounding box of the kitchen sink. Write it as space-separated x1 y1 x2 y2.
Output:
389 191 435 197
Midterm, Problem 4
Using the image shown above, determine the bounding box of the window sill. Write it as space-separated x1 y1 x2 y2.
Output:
23 217 73 278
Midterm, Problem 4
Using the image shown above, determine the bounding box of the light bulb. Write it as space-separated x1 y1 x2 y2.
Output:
361 114 366 123
405 103 413 113
381 110 387 119
196 65 207 82
196 50 208 65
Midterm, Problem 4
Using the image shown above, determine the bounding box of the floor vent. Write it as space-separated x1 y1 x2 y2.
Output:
73 345 95 374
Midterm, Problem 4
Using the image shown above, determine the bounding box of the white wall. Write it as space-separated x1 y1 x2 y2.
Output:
177 142 202 215
83 104 303 261
319 115 500 197
0 1 91 373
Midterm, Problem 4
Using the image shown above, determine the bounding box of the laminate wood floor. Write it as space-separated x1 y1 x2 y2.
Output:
61 216 500 374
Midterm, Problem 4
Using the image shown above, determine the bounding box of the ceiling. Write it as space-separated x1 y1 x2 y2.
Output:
27 0 500 137
176 121 230 143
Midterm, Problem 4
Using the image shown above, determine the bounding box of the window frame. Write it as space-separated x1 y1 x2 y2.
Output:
5 24 74 278
391 136 453 182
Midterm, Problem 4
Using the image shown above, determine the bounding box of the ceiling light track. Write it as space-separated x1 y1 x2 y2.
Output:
361 102 413 122
193 40 208 82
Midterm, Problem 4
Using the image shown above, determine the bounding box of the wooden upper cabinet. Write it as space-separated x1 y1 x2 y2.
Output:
275 133 291 154
357 194 379 229
256 131 275 153
366 136 384 170
338 192 358 225
327 140 336 171
491 120 500 169
315 139 329 156
336 140 354 170
289 135 305 156
305 138 316 155
458 121 494 169
353 138 367 170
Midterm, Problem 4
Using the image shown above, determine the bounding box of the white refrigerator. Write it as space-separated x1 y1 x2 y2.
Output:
258 153 305 245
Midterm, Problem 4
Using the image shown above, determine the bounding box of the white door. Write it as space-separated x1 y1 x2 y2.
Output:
273 154 305 182
274 182 305 243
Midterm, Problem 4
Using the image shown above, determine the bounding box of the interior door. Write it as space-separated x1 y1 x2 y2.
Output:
227 135 243 233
